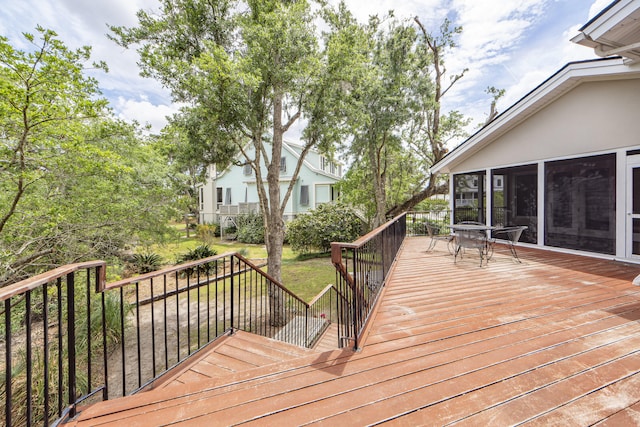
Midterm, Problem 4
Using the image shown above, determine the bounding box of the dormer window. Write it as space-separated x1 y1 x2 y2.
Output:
243 164 252 176
280 157 287 173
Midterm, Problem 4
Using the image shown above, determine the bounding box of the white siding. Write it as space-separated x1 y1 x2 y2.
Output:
453 79 640 173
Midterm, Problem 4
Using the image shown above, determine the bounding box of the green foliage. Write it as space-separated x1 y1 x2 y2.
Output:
196 223 218 243
0 28 177 287
128 252 164 274
176 244 218 277
286 203 362 254
110 0 357 285
236 213 265 244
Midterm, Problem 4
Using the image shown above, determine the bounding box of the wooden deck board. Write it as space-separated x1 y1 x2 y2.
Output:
67 237 640 426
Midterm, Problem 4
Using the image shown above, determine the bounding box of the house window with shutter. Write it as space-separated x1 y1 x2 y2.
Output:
199 187 204 210
225 188 232 204
280 156 286 173
300 185 309 206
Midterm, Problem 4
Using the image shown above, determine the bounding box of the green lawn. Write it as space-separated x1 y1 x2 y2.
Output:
150 228 335 303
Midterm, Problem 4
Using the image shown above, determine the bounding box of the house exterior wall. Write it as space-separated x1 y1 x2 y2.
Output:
444 76 640 260
198 141 342 224
198 165 218 224
452 79 640 173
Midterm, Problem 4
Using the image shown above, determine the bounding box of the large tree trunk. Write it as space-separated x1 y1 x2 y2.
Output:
371 134 388 227
265 91 286 326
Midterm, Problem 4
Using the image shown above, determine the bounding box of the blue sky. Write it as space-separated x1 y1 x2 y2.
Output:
0 0 611 141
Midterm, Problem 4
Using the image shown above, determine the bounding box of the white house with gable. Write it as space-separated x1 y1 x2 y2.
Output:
197 139 343 227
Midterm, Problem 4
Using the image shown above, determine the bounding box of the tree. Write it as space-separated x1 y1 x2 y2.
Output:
110 0 352 325
110 0 346 284
385 17 470 217
0 28 176 286
328 12 425 227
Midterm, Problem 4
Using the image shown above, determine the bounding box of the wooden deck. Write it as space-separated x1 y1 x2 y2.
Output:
66 237 640 426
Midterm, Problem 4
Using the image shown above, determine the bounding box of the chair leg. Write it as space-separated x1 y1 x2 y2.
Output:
509 244 521 263
426 238 436 252
447 236 456 255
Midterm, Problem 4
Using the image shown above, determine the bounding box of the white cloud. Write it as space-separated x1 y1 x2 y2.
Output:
0 0 612 141
114 97 179 133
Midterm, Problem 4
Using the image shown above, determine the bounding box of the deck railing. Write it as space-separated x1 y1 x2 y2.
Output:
0 252 338 426
331 213 407 350
0 261 107 427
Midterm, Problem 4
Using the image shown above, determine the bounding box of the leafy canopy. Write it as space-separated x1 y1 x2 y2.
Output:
0 28 176 286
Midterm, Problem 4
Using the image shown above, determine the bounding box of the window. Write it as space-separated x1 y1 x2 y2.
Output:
280 157 287 173
225 188 232 205
544 153 615 254
300 185 309 206
320 156 327 171
243 164 252 175
331 185 339 201
216 187 223 209
199 187 204 211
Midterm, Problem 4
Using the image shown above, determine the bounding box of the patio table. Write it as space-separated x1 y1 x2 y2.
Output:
447 223 497 266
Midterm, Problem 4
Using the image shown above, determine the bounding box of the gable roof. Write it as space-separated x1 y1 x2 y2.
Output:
215 139 340 181
431 57 640 174
571 0 640 63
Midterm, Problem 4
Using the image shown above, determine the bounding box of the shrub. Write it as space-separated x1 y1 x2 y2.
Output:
196 223 218 243
176 244 218 277
236 213 265 244
127 252 163 274
286 203 363 254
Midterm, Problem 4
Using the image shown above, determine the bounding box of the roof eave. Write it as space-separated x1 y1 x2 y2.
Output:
431 58 637 175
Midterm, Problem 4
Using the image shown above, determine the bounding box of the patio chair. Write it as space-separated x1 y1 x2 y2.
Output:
459 221 495 259
425 223 455 253
454 229 489 267
493 225 528 263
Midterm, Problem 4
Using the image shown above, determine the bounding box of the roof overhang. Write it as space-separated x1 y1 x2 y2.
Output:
571 0 640 63
432 58 640 174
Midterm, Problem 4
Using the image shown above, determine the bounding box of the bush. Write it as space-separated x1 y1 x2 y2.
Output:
196 224 218 243
176 244 218 277
236 213 265 244
127 252 163 274
286 203 363 254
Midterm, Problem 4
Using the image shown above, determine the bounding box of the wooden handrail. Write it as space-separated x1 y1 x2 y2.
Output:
0 260 106 302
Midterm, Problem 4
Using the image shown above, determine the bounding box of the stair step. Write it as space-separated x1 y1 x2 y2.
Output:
151 330 320 390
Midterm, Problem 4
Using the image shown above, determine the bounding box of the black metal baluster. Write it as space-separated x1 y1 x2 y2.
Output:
135 282 141 388
175 271 180 363
206 268 210 342
43 283 50 425
150 278 156 378
5 299 12 427
86 271 92 394
119 287 125 397
196 269 201 348
67 273 77 419
57 278 63 416
163 274 168 370
187 273 192 355
101 292 109 401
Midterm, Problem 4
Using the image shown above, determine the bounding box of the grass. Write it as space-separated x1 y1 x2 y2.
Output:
149 224 335 303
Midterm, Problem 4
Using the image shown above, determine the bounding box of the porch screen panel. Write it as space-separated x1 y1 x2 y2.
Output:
633 168 640 255
491 164 537 244
453 172 485 223
544 154 616 254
